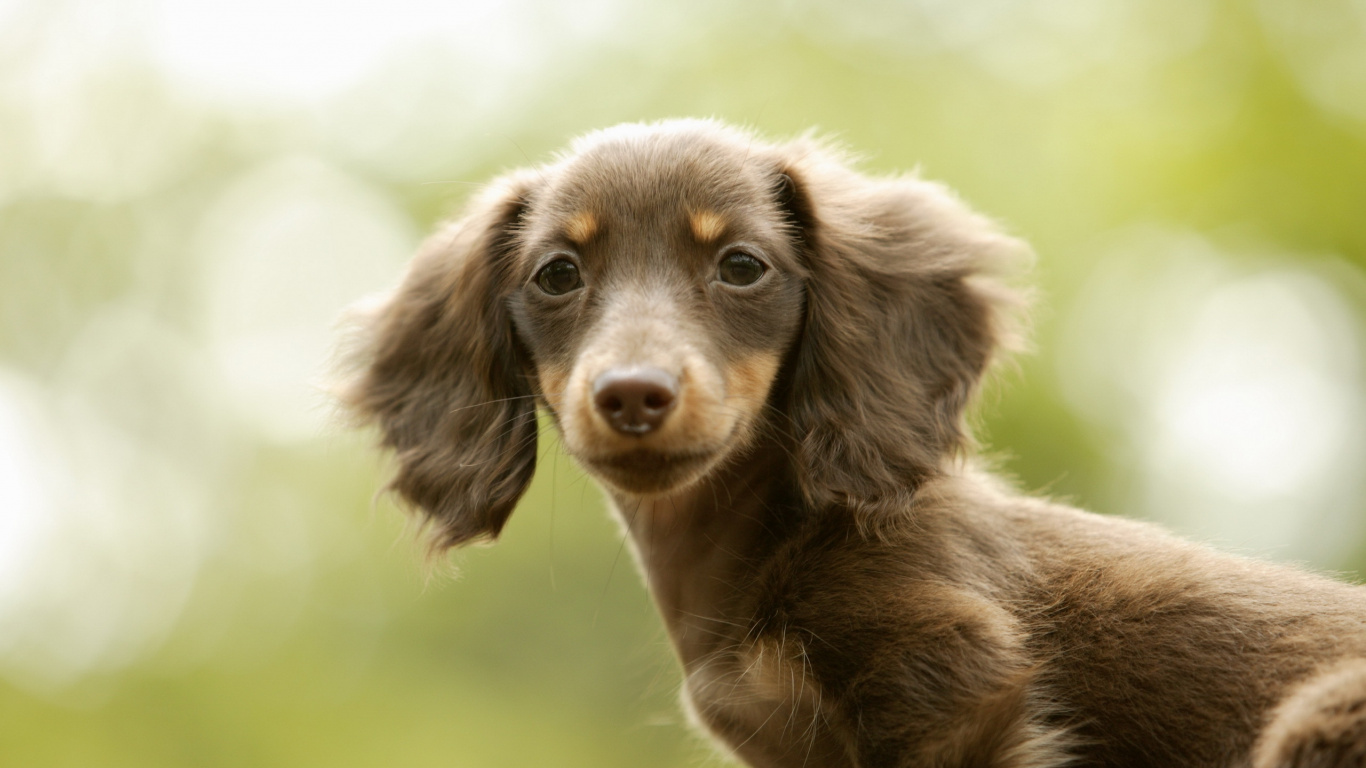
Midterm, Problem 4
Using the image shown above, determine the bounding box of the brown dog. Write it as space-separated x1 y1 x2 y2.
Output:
338 120 1366 767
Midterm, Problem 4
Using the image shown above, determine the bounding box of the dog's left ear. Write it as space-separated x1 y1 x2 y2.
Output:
769 143 1029 522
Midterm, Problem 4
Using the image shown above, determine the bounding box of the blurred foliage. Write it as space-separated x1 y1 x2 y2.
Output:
2 0 1365 765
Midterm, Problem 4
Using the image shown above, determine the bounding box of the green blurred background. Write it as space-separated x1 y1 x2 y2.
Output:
2 0 1366 765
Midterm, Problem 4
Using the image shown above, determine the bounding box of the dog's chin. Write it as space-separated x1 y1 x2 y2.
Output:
581 447 724 497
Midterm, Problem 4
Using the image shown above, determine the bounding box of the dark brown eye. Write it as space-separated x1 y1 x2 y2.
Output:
717 251 765 286
535 258 582 295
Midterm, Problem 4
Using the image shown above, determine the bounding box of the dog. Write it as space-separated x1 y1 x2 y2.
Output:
337 120 1366 767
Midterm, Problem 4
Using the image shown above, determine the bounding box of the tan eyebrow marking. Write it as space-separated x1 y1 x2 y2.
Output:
689 210 727 243
564 211 598 243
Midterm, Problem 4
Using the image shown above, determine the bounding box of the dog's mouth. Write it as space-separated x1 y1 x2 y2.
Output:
581 447 721 496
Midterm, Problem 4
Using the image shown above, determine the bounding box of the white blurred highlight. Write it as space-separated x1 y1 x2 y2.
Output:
1150 274 1359 500
145 0 630 104
195 156 416 441
0 373 57 641
0 308 220 694
1059 229 1366 565
0 1 205 203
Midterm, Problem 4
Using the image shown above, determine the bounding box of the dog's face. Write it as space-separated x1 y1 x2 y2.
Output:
507 132 806 495
340 120 1023 551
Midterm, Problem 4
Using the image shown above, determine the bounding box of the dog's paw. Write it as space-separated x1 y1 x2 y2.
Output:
1255 660 1366 768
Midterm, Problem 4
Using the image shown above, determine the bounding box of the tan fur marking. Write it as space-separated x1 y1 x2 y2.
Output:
538 365 569 409
564 211 598 243
689 210 727 243
725 352 782 409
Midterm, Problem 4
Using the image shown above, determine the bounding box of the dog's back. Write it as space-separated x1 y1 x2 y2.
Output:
1001 488 1366 766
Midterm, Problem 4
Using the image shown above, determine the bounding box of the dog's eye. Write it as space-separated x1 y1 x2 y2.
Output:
718 252 765 287
535 259 583 295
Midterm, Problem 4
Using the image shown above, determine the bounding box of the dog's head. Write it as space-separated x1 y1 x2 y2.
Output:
338 120 1026 550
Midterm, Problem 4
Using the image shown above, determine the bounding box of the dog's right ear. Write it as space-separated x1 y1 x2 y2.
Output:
336 171 542 553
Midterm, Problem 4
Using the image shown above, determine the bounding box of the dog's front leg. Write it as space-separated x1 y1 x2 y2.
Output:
806 589 1072 768
840 673 1070 768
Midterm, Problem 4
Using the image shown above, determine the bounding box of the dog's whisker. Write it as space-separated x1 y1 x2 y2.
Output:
500 135 549 188
547 425 560 591
451 419 534 468
446 392 556 416
455 420 542 468
594 496 642 628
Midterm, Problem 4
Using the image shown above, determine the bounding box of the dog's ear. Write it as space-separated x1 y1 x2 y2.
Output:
337 171 541 553
771 144 1028 524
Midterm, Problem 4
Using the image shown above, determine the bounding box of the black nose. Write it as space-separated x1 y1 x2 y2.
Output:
592 367 678 435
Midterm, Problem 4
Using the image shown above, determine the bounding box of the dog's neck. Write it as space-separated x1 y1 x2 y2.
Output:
605 444 798 663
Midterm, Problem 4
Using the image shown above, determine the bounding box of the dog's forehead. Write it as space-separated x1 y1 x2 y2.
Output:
533 131 776 237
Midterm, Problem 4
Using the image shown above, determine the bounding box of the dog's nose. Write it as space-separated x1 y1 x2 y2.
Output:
592 367 678 435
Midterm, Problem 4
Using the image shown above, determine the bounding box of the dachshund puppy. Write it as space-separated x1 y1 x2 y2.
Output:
338 120 1366 767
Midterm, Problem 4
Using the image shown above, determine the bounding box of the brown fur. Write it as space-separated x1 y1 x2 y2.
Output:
337 119 1366 767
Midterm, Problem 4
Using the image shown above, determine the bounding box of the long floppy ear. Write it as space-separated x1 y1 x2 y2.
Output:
337 171 541 552
773 143 1028 523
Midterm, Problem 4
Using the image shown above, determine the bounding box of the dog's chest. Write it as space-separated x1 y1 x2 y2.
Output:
681 635 853 767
